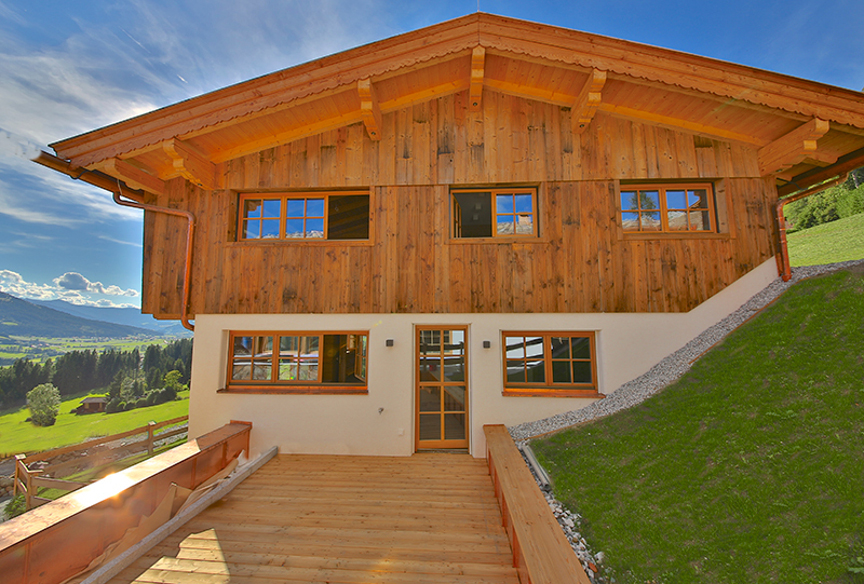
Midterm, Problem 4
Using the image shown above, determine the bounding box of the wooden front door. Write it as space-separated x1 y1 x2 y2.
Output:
416 327 469 450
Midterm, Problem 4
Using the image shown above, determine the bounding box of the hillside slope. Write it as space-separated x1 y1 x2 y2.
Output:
532 267 864 584
0 292 154 338
26 298 189 336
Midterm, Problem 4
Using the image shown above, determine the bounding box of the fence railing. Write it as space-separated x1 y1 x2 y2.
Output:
0 420 252 584
13 415 188 510
484 424 591 584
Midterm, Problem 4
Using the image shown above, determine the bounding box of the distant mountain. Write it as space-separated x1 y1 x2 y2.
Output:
26 299 191 337
0 292 156 338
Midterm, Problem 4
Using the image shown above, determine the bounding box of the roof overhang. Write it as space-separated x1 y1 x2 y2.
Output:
47 13 864 194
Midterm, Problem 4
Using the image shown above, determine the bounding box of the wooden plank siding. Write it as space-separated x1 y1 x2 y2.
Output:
141 91 778 318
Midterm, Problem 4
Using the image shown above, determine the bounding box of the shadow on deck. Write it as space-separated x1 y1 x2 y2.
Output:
110 453 520 584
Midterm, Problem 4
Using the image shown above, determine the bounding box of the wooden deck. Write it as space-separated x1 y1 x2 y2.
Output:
109 453 519 584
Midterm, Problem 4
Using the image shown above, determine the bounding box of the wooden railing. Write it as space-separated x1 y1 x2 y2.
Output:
13 416 188 511
0 421 251 584
484 424 591 584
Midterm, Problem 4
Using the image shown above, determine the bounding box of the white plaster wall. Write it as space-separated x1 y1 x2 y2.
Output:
189 258 778 458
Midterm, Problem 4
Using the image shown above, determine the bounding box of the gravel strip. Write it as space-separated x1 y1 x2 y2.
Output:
510 259 864 441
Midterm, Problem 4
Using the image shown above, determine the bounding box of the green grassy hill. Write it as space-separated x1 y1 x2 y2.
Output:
532 268 864 584
788 212 864 266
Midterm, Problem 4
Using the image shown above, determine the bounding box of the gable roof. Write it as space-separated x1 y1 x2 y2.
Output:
49 13 864 194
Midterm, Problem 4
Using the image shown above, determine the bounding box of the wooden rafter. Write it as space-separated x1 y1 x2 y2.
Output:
162 138 217 190
571 69 606 134
758 118 830 176
358 78 382 141
469 46 485 111
100 158 165 195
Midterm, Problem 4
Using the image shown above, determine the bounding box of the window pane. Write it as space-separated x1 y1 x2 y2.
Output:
524 337 544 358
452 192 493 238
285 219 304 238
286 199 305 217
419 388 440 412
552 361 571 383
506 360 525 382
306 198 325 217
667 210 688 231
572 361 592 384
420 356 442 381
252 362 271 380
640 211 661 231
328 195 369 240
443 386 465 411
419 414 440 440
261 219 280 238
621 191 638 210
689 189 709 209
621 212 640 231
516 214 533 234
444 413 466 440
262 199 281 217
243 220 260 239
550 337 570 359
244 199 262 218
640 190 660 210
571 337 591 359
526 360 545 383
505 337 525 359
515 194 533 213
305 218 325 238
278 361 297 380
666 189 687 209
298 363 318 381
496 194 514 213
496 215 514 235
690 210 710 231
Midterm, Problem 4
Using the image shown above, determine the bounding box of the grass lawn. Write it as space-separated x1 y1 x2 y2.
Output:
0 336 178 364
788 212 864 267
532 269 864 584
0 390 189 457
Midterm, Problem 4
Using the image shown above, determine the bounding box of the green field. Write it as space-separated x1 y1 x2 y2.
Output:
788 212 864 266
0 336 181 365
0 389 189 457
532 269 864 583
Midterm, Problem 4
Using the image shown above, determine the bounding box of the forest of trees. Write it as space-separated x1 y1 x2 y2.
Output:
785 168 864 231
0 339 192 410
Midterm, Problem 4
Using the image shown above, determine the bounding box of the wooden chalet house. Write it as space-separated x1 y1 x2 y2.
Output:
39 14 864 458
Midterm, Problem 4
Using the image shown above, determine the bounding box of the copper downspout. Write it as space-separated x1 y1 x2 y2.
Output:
775 175 847 282
33 151 196 331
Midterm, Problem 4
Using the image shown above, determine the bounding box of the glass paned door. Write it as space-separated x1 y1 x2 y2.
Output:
416 327 468 450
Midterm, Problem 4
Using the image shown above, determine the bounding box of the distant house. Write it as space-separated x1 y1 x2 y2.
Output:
39 14 864 458
75 396 107 415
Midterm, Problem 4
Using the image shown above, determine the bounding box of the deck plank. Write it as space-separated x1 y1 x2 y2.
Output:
108 453 519 584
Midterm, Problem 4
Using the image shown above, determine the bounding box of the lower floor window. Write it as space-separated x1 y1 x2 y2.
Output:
502 332 597 396
226 331 368 393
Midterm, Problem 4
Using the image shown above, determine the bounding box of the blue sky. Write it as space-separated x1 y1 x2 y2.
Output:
0 0 862 309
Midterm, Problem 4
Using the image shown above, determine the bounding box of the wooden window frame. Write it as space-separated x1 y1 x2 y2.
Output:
619 182 717 235
501 331 601 398
451 187 539 240
220 330 369 395
237 191 370 242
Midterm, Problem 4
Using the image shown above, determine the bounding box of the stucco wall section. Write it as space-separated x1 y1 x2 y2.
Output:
188 258 778 458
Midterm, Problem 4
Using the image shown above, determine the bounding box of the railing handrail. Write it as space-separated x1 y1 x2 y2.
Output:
21 415 188 464
0 421 251 584
484 424 591 584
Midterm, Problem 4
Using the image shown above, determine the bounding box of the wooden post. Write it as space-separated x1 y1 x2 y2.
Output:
13 454 24 498
147 421 156 456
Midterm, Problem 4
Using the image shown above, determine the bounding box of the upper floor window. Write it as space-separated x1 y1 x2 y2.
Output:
620 183 715 233
502 332 598 397
225 331 368 394
239 192 369 241
452 188 537 238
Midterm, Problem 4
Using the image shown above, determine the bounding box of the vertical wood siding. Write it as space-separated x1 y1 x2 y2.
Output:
141 91 778 317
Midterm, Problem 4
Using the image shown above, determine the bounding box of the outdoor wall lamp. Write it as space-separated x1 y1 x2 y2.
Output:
386 339 394 347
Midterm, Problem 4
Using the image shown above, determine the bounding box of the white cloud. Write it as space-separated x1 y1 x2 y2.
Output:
0 269 140 306
54 272 139 297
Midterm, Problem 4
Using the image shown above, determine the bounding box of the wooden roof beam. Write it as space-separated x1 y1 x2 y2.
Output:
758 118 830 176
571 69 606 134
469 46 485 111
162 138 217 190
99 158 165 195
358 78 382 141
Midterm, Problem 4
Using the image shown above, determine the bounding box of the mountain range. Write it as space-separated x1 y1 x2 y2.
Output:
0 292 188 338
